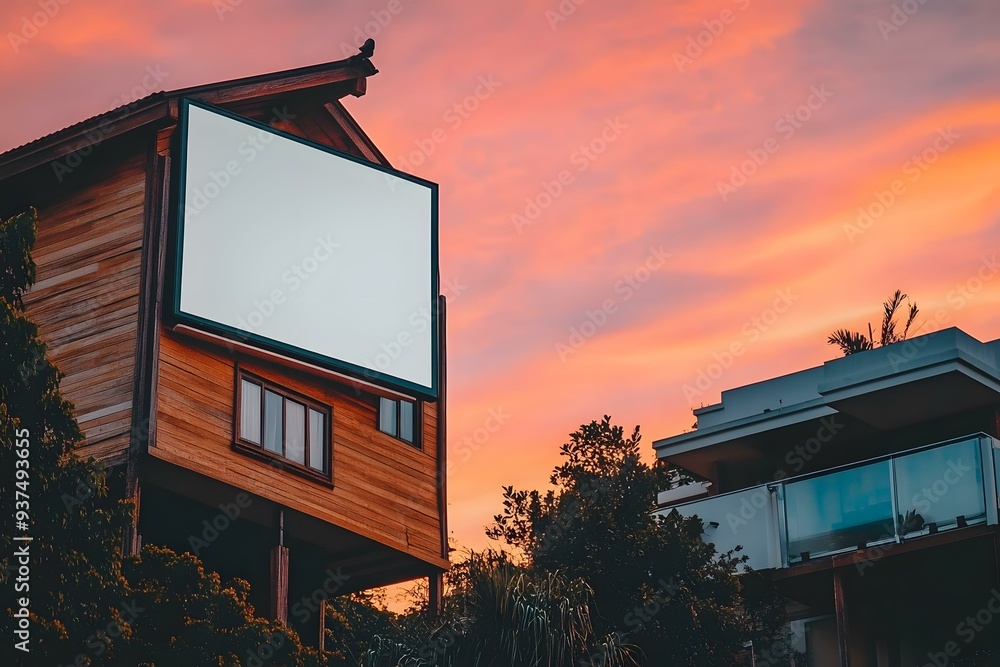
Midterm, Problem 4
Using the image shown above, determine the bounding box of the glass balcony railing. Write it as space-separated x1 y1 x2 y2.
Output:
784 459 894 563
661 434 999 570
893 438 986 537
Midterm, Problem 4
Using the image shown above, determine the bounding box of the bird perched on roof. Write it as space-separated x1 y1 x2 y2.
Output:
359 38 375 59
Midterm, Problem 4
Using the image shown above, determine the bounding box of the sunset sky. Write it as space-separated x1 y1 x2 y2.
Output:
2 0 999 556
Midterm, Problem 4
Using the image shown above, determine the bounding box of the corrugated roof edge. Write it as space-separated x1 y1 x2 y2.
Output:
0 92 168 161
0 54 377 178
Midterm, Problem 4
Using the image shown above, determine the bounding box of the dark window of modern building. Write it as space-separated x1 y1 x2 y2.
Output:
237 371 330 476
378 396 419 446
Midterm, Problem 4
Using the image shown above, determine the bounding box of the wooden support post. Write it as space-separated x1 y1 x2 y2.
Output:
123 482 141 557
833 568 851 667
317 599 327 652
270 546 289 624
125 143 171 557
270 511 289 624
429 572 444 617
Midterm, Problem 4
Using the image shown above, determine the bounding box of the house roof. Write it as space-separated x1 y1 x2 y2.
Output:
0 51 378 180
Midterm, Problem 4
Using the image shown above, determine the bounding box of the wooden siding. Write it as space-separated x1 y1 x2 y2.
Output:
22 149 147 464
153 330 446 568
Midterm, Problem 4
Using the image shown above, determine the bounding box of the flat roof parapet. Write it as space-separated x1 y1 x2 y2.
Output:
656 327 1000 454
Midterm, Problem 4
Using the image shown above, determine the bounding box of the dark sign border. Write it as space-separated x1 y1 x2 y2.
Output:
171 98 440 399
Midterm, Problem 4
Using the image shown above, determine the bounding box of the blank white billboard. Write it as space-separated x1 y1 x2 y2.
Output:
174 100 439 397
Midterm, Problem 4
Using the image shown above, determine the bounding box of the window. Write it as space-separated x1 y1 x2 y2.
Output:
237 371 330 478
378 397 420 446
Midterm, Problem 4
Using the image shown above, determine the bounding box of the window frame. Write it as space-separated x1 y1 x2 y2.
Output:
233 367 333 485
377 396 422 448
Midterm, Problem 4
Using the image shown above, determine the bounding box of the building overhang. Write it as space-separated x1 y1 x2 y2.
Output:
143 455 449 592
655 328 1000 477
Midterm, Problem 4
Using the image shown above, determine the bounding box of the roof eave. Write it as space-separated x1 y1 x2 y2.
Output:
175 56 376 106
0 96 173 181
0 55 377 181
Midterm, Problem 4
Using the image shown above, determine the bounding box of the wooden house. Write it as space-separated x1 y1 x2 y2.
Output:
0 47 448 645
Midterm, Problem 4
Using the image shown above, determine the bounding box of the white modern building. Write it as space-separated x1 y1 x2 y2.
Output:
655 327 1000 666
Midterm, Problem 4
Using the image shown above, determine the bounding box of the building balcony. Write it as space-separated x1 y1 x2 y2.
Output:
658 434 1000 571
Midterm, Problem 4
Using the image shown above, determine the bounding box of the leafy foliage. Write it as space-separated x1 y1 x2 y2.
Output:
362 551 639 667
827 289 919 355
1 209 323 666
487 416 790 666
324 590 406 666
116 546 322 666
1 209 131 665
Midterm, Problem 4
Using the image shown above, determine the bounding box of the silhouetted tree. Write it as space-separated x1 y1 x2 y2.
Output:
1 209 324 666
362 551 638 667
117 546 321 666
487 416 791 666
828 289 919 355
1 208 131 665
323 589 405 666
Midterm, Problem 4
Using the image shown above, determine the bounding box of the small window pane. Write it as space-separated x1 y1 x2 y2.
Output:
240 380 261 444
285 401 305 465
399 400 414 443
264 390 283 454
309 409 326 472
379 397 397 437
